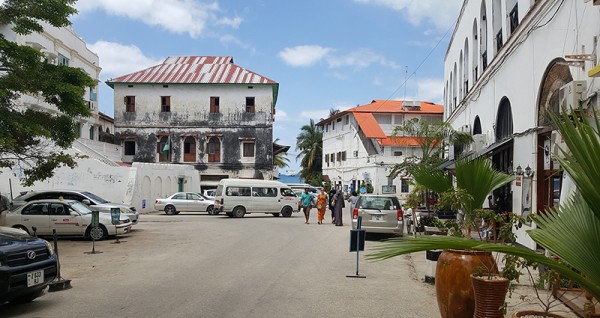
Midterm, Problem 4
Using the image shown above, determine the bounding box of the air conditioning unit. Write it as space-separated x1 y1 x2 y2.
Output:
559 81 587 113
470 134 487 152
353 150 358 157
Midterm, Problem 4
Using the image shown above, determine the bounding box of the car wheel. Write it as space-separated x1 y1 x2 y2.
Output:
87 225 108 241
272 213 280 217
281 206 293 217
207 205 215 215
164 205 177 215
232 206 245 218
13 225 30 235
10 288 45 304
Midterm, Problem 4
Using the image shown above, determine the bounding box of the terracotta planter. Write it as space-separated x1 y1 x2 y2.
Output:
471 274 510 318
435 249 497 318
512 310 565 318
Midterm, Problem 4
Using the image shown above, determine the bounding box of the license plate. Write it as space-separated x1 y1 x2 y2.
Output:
371 215 383 221
27 269 44 287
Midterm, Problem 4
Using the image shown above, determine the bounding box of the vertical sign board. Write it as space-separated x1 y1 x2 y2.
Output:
91 211 100 228
110 208 120 225
349 229 366 252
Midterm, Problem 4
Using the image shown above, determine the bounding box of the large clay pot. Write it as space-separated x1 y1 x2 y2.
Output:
435 249 497 318
471 274 510 318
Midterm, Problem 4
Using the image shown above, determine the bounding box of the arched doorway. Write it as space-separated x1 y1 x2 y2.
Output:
536 58 572 215
183 136 196 162
207 137 221 163
473 116 482 135
492 97 514 213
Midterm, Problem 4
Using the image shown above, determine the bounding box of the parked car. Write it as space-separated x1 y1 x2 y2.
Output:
351 195 404 235
0 226 58 304
202 189 216 200
5 199 132 240
10 190 139 224
154 192 216 215
214 179 298 218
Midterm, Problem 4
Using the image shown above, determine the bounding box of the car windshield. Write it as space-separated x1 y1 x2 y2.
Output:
281 188 296 197
81 191 109 204
69 201 93 215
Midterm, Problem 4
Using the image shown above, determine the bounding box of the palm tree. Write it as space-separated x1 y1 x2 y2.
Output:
329 108 340 117
369 110 600 300
273 138 290 169
296 119 323 185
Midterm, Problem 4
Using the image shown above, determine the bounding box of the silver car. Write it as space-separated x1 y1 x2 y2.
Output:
154 192 216 215
10 190 139 225
351 195 404 235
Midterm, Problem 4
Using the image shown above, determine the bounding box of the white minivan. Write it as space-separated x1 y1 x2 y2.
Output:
214 179 298 218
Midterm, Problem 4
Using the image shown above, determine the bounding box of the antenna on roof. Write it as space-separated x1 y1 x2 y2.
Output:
403 65 407 101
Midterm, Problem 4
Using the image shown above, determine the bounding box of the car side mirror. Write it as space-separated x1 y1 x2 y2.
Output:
82 199 91 205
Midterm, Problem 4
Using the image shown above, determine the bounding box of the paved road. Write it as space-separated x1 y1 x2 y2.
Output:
1 212 438 318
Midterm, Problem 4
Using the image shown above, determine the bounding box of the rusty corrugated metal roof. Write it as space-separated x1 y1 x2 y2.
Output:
106 56 277 87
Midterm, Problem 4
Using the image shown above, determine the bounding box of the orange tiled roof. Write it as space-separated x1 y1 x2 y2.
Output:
352 113 386 139
379 136 423 147
347 100 443 114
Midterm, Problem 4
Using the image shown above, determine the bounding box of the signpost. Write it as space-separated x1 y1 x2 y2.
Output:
85 211 102 254
110 207 121 244
347 216 366 278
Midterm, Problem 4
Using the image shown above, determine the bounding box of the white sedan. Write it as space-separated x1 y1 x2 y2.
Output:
5 199 132 240
154 192 216 215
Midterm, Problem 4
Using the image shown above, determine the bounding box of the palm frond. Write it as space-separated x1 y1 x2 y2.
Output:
367 236 600 299
410 165 452 194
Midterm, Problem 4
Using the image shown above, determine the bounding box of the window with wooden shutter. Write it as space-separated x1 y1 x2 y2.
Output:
210 96 220 113
125 96 135 112
161 96 170 112
245 97 255 113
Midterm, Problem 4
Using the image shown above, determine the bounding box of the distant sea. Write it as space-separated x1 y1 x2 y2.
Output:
278 174 302 184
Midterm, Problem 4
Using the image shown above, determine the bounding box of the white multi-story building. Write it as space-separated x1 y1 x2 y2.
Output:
444 0 600 249
0 21 108 145
317 100 443 199
106 56 280 191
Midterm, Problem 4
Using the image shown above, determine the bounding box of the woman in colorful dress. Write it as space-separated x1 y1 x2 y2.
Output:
316 188 328 224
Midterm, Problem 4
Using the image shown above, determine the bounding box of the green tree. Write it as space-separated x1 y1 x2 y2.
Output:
329 108 340 117
388 118 473 210
295 119 322 185
0 0 95 186
273 138 290 169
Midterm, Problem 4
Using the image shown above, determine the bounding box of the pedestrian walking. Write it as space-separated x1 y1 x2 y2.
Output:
328 188 336 223
347 191 358 221
332 189 345 226
301 188 313 224
316 188 328 224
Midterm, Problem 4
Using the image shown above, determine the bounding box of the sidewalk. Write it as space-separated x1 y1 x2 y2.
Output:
407 250 581 317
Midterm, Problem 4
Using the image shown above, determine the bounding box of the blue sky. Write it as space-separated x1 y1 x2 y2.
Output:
70 0 462 172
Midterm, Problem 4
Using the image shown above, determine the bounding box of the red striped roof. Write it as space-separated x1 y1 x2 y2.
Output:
106 56 277 87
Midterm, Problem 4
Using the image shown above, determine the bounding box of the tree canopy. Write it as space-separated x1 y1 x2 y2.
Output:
295 119 323 185
0 0 95 186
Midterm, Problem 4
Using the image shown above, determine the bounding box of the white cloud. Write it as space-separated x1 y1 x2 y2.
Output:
75 0 240 38
416 78 444 104
327 48 400 70
279 46 399 71
278 45 332 67
88 41 163 80
274 109 289 121
299 110 330 122
353 0 461 31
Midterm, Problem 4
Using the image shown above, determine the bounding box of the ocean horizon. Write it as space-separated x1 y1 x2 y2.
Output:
278 174 303 184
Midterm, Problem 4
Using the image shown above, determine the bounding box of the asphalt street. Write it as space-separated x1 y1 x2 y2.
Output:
1 211 438 318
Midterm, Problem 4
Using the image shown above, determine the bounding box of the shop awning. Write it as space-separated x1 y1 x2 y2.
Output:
477 137 513 157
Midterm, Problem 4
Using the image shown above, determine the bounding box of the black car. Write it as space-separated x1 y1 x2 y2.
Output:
0 227 58 304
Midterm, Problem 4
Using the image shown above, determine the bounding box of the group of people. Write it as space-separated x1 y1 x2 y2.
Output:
300 188 359 226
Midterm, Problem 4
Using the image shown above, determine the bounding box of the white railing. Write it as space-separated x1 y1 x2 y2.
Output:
73 139 121 167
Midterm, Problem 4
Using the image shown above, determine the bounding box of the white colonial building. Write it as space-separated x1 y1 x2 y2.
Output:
0 21 111 146
106 56 281 191
444 0 600 249
317 100 443 199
